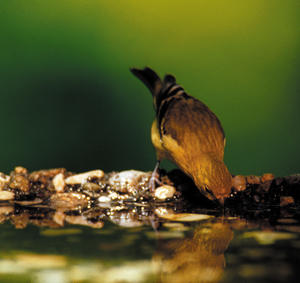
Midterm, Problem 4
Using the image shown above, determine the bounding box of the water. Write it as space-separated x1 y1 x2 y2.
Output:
0 204 300 283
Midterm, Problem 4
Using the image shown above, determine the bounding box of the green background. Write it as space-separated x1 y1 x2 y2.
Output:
0 0 299 176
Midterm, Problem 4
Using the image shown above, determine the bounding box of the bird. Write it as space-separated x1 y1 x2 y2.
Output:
130 67 232 205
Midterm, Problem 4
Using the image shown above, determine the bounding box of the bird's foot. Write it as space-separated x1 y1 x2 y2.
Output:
149 161 162 193
149 173 163 193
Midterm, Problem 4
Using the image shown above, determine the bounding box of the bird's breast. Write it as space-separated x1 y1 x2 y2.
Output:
151 119 168 161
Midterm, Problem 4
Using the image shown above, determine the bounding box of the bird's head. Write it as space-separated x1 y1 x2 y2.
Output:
192 155 232 205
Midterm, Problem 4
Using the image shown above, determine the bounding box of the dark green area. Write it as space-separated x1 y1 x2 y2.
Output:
0 1 299 176
0 222 155 262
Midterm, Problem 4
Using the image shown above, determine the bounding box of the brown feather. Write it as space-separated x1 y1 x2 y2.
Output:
160 94 225 160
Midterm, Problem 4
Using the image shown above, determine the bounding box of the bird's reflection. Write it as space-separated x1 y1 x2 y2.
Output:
153 222 233 283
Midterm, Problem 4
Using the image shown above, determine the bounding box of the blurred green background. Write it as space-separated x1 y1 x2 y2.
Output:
0 0 299 176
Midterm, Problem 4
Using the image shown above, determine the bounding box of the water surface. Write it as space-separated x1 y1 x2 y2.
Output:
0 203 299 282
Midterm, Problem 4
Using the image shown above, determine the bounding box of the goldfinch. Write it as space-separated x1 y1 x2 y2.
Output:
130 67 232 204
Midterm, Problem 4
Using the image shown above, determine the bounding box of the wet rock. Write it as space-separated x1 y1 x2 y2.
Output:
14 166 28 175
0 173 10 190
261 173 275 183
10 175 29 192
9 169 30 192
246 175 261 184
52 173 65 192
155 185 176 200
82 182 101 191
65 170 104 185
0 165 299 217
29 168 67 184
0 190 15 200
232 175 247 191
108 170 150 194
286 174 300 185
98 195 111 203
82 182 102 198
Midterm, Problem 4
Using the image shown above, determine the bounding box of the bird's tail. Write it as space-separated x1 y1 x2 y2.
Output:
130 67 163 97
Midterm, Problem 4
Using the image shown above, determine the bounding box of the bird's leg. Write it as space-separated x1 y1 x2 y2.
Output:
149 213 161 233
149 160 162 192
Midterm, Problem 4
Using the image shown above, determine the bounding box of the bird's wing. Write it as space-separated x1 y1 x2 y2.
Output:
159 94 225 163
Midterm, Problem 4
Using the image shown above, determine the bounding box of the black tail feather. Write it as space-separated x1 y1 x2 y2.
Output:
163 74 176 85
130 67 162 96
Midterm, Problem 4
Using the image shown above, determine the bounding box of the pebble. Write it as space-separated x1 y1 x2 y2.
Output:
52 173 65 192
246 175 261 184
232 175 246 191
108 170 148 193
9 175 30 192
0 191 15 200
0 173 10 183
82 182 101 191
14 166 28 175
261 173 275 183
98 195 111 203
65 170 104 185
287 174 300 185
0 174 10 190
154 185 176 200
108 192 120 200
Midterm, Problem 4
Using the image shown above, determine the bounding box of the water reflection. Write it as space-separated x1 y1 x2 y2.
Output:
0 204 299 282
154 223 233 283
